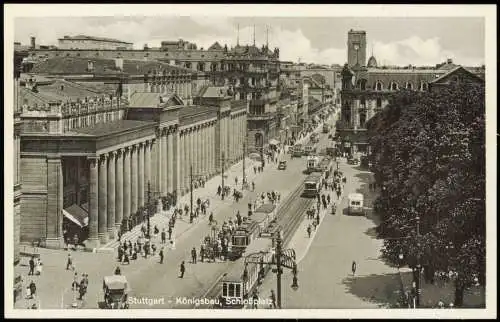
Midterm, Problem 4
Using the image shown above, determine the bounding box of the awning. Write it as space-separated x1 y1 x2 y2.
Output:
63 204 89 228
269 139 280 145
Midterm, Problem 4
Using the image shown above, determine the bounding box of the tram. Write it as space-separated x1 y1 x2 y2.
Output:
303 173 322 198
219 237 274 308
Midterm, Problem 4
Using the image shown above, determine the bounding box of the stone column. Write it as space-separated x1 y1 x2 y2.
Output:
138 142 144 208
187 128 193 191
131 145 138 215
200 124 206 176
123 147 131 228
155 128 162 194
46 156 64 249
161 128 167 195
107 151 116 239
179 131 185 193
167 127 174 193
173 127 180 200
145 140 152 196
88 157 99 249
115 149 123 232
209 123 214 176
193 126 199 176
98 155 108 244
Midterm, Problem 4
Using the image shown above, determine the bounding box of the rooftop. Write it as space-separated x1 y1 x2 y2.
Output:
59 35 132 45
72 120 154 137
20 79 104 105
30 57 192 75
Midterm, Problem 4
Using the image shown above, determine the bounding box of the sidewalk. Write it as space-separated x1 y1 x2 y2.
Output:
100 157 260 250
398 267 485 308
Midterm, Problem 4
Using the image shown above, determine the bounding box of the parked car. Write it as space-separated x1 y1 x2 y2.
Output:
347 157 359 165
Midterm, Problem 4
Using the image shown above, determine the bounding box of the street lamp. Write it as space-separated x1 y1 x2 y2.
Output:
398 253 404 268
244 229 297 309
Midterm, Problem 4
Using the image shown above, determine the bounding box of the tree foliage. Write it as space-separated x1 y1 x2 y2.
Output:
367 83 486 307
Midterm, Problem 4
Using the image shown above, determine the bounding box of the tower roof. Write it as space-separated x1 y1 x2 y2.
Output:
367 55 378 68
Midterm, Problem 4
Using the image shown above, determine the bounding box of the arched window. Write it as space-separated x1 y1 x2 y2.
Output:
420 82 428 91
390 82 398 91
211 63 217 72
376 98 382 108
406 82 413 90
185 62 192 69
197 62 205 71
360 97 366 106
359 111 367 128
375 81 383 91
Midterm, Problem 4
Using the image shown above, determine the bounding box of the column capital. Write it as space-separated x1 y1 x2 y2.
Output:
155 127 162 138
99 154 108 162
108 151 117 159
87 156 99 164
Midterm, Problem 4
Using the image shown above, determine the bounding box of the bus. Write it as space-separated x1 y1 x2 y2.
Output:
303 173 322 198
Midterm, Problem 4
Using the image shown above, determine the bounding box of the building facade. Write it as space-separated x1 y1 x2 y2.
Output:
18 62 246 249
338 30 485 156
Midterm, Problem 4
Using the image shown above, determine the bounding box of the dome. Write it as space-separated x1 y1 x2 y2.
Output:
367 55 378 67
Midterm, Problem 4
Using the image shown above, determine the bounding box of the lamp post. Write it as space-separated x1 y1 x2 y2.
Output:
244 230 298 309
145 181 161 239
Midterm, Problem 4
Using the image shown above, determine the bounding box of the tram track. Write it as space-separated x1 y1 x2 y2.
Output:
194 180 313 308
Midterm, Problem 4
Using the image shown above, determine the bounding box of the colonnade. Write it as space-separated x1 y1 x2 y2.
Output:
144 78 192 101
178 120 217 194
227 112 247 164
87 138 154 247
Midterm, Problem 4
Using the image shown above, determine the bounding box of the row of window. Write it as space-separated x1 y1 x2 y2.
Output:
356 79 429 91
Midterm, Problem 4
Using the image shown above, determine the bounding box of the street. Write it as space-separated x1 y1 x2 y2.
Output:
15 116 336 310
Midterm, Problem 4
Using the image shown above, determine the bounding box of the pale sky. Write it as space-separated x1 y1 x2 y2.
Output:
14 16 485 66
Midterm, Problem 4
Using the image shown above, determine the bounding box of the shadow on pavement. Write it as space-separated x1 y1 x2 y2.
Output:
342 272 403 308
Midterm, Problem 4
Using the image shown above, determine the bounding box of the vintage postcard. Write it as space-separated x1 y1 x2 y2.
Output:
3 3 496 319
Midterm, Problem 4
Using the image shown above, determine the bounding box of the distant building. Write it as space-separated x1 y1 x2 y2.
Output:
339 30 485 156
58 35 133 50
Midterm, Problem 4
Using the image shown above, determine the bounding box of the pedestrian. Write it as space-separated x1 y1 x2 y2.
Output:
161 229 166 244
352 261 357 276
270 290 277 309
35 258 43 275
437 300 445 308
179 261 186 278
66 253 73 270
168 226 173 240
307 225 312 238
28 256 35 275
191 247 197 264
235 177 238 186
209 212 214 225
159 248 164 264
71 272 79 291
252 291 259 309
200 245 205 263
29 280 36 299
252 181 255 192
217 185 222 196
327 194 331 204
253 166 257 174
123 252 130 264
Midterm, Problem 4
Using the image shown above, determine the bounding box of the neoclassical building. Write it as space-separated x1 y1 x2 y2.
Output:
338 30 485 155
18 72 247 249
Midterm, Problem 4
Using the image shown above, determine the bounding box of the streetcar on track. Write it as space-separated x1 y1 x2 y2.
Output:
303 173 322 198
219 237 274 309
229 204 277 260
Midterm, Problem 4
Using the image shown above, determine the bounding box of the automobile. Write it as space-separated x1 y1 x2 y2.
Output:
347 157 359 165
278 160 287 170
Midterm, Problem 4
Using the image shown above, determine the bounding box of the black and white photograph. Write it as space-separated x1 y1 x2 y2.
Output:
3 4 496 319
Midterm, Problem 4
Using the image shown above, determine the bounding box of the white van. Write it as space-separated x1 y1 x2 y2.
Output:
347 193 365 216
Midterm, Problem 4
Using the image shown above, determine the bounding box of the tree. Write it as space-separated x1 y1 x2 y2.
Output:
367 82 485 307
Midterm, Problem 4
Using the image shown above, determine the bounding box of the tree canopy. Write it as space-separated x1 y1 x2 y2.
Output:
366 83 486 307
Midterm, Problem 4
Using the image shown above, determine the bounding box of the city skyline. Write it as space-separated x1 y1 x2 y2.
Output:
15 16 484 67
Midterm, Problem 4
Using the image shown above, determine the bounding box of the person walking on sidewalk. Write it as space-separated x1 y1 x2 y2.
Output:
252 181 255 192
66 253 73 271
351 261 357 276
179 261 186 278
270 290 277 309
200 244 205 263
209 212 214 225
235 177 238 186
159 248 164 264
307 225 312 238
161 229 166 244
28 256 35 275
191 247 197 264
253 166 257 174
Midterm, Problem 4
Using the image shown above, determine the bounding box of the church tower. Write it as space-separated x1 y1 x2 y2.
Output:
347 29 367 68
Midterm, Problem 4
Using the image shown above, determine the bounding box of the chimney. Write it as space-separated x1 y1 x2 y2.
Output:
447 58 453 64
87 60 94 72
30 36 36 49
